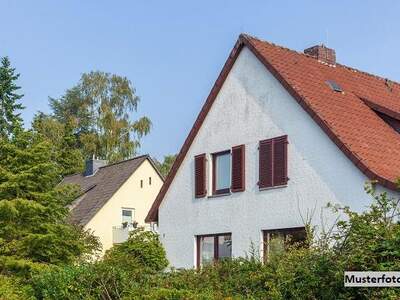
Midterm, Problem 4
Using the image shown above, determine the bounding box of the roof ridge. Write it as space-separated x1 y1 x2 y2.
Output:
62 154 150 179
336 62 400 86
242 33 400 87
99 154 149 169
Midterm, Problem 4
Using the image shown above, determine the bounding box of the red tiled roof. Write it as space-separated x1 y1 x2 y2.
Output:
146 34 400 222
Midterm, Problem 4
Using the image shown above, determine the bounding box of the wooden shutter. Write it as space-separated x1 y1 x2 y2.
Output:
259 139 273 188
194 154 207 198
231 144 245 192
273 135 288 186
259 135 288 188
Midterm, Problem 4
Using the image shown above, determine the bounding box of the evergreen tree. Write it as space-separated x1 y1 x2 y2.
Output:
0 57 24 139
0 130 99 276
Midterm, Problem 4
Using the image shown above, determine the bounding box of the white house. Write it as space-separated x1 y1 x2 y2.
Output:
62 155 163 253
146 34 400 269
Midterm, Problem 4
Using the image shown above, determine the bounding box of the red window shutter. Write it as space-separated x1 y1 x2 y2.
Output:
259 139 273 188
273 135 288 186
194 154 207 198
231 144 245 192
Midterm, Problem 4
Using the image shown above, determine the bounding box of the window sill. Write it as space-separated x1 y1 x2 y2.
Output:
259 184 288 191
208 192 231 199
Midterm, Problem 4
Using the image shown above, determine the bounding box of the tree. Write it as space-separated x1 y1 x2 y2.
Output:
0 57 24 139
154 154 177 178
0 130 99 276
32 113 84 176
49 71 151 162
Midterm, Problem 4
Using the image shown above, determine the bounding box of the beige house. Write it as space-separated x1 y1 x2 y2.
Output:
62 155 163 253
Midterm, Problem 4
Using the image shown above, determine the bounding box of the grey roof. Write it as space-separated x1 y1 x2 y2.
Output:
61 155 156 226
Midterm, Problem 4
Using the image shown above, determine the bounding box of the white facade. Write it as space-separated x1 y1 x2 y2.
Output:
158 47 398 269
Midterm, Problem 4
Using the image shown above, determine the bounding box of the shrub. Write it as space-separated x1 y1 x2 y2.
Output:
30 184 400 299
104 227 168 272
0 275 34 300
32 228 168 299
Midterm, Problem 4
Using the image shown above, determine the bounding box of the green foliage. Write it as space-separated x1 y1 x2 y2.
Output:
30 184 400 299
32 113 84 176
0 57 24 139
0 275 33 300
154 154 177 178
32 228 168 299
0 130 100 277
104 227 168 272
49 71 151 162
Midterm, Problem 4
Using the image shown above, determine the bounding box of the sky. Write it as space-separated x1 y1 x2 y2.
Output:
1 1 400 160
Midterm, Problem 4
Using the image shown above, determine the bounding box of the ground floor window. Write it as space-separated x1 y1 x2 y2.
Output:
263 227 307 262
196 233 232 267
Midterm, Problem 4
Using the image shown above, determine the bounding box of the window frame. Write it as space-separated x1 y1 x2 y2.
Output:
263 227 306 262
212 150 231 195
121 208 135 225
196 232 232 268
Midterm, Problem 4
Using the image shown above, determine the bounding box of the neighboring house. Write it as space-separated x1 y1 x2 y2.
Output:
62 155 163 253
146 34 400 269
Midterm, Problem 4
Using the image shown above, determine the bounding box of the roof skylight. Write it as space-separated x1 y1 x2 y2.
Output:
326 80 343 92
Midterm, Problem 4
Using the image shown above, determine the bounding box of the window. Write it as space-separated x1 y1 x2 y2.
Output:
149 177 152 185
196 233 232 267
121 208 134 224
259 135 288 189
212 150 231 195
326 80 343 92
194 146 245 198
263 227 306 262
140 180 143 188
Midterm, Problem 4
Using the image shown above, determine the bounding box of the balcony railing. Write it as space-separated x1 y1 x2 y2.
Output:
112 223 156 244
112 224 136 244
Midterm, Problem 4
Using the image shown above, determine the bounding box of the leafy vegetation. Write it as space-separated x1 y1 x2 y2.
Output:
44 71 152 162
28 184 400 299
0 57 100 299
31 229 167 299
0 130 100 275
154 154 177 178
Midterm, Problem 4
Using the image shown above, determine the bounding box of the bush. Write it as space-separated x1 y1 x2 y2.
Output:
0 275 33 300
30 184 400 299
31 228 168 299
104 227 168 272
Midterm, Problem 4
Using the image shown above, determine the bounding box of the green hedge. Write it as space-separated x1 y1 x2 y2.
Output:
25 185 400 299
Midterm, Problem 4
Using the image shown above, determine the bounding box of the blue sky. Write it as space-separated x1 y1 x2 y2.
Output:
1 0 400 159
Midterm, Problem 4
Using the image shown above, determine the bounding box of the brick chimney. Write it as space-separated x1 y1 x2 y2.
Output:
304 44 336 65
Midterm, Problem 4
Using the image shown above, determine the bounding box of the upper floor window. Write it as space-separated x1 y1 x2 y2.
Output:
212 150 231 195
122 208 134 225
149 177 152 185
140 179 143 188
194 145 245 198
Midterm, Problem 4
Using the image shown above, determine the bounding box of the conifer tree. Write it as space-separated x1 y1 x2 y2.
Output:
0 57 24 139
0 131 99 275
